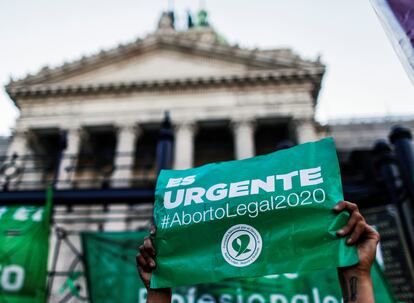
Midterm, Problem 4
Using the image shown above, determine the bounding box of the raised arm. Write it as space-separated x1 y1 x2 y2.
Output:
136 227 172 303
334 201 380 303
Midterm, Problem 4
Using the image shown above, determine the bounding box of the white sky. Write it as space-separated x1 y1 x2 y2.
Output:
0 0 413 136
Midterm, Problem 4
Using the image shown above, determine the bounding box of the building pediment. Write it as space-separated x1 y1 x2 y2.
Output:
47 48 251 86
7 29 323 86
6 23 325 105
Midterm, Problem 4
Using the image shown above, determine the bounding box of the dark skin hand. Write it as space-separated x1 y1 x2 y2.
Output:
137 201 380 303
334 200 380 303
136 226 172 303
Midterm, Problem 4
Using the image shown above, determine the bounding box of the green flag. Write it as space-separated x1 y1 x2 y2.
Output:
81 231 145 303
81 231 397 303
0 186 53 303
152 138 358 288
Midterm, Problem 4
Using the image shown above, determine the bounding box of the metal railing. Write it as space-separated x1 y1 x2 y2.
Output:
47 203 154 302
0 152 157 191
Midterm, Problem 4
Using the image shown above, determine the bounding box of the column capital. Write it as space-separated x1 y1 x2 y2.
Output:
58 126 83 139
59 121 81 131
230 118 256 134
174 121 198 134
293 117 315 124
6 128 30 158
59 126 83 154
114 123 141 137
293 118 318 144
11 128 29 139
173 121 196 170
232 118 256 160
231 117 256 125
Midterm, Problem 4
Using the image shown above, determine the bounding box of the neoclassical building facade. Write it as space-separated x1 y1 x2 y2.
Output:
4 12 324 192
6 12 414 302
2 13 327 301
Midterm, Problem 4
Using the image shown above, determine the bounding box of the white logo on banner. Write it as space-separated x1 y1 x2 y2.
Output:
221 224 262 267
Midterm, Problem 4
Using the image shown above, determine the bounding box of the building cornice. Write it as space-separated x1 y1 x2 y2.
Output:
6 68 325 103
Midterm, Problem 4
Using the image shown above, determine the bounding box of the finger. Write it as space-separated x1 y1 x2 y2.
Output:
144 237 156 257
136 258 144 275
135 252 140 267
336 211 364 237
136 253 151 272
140 245 156 268
144 279 150 290
347 221 366 245
333 201 358 213
366 225 381 243
136 263 151 290
150 225 156 236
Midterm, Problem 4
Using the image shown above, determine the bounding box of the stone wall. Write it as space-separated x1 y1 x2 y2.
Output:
329 117 414 151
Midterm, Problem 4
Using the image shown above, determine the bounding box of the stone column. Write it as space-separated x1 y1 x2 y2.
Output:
6 130 28 158
295 119 318 144
111 124 139 188
21 131 48 190
57 128 82 189
105 125 139 231
174 122 196 169
2 130 28 190
232 120 255 160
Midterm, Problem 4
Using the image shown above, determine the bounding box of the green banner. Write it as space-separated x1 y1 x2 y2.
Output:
81 231 397 303
152 138 358 288
82 231 146 303
0 187 53 303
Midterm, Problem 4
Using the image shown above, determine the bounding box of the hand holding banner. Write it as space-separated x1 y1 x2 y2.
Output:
151 138 358 288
